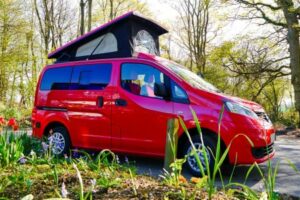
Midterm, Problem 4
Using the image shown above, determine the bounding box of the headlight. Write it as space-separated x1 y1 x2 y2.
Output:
225 101 258 119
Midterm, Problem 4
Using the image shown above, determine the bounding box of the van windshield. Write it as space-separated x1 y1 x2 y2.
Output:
157 57 220 93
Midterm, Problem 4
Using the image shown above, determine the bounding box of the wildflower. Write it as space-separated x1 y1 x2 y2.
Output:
42 142 49 151
90 179 97 192
13 124 19 131
116 155 120 164
48 135 53 145
7 118 17 127
190 177 201 184
90 179 96 186
72 163 84 199
0 116 5 125
72 149 80 158
61 182 69 198
21 194 34 200
259 192 268 200
18 156 27 164
179 175 187 183
29 150 36 157
125 156 129 164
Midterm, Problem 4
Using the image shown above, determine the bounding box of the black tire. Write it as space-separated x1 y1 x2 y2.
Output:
47 126 71 157
182 134 217 177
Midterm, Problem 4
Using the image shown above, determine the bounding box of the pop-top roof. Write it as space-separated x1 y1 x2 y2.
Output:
48 11 168 62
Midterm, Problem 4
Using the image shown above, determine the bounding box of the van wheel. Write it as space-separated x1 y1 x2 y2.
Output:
182 135 216 177
47 126 71 157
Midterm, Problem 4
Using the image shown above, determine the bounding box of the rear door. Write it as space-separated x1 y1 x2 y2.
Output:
66 63 113 149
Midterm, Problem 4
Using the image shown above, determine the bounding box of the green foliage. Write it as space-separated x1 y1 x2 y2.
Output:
160 158 186 187
97 170 120 190
0 128 299 199
0 106 21 120
0 132 24 167
0 132 44 167
0 0 35 107
276 107 299 127
205 42 235 92
203 39 298 127
0 104 32 128
18 134 43 156
178 105 255 200
241 159 299 200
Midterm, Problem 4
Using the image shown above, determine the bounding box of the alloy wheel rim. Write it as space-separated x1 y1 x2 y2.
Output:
187 142 211 173
48 132 65 155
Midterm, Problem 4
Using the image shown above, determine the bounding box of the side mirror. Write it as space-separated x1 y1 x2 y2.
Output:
154 83 170 99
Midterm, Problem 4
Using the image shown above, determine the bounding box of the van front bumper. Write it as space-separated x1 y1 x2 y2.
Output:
227 126 275 165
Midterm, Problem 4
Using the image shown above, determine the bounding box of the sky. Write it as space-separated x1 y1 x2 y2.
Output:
138 0 267 59
140 0 261 41
69 0 267 43
140 0 293 106
140 0 178 22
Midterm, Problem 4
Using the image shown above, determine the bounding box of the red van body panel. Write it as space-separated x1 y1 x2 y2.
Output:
32 53 275 164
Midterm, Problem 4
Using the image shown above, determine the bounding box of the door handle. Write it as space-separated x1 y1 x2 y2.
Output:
115 98 127 106
97 96 104 107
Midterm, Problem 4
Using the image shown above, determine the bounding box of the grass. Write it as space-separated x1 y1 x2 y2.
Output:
178 105 255 199
174 104 299 200
0 112 299 200
0 131 232 199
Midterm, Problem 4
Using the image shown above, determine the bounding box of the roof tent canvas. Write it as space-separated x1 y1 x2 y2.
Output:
48 11 168 62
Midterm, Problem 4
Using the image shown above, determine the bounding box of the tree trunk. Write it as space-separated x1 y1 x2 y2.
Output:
109 0 114 20
279 0 300 127
80 0 85 35
0 10 9 103
87 0 92 31
9 68 17 107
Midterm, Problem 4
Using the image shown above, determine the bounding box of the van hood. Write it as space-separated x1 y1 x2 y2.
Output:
193 88 264 112
226 95 264 112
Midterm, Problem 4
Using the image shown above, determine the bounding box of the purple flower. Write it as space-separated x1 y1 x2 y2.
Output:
48 135 54 145
125 156 129 164
72 149 80 158
18 156 27 164
61 182 69 198
90 179 97 192
116 155 120 164
42 142 49 152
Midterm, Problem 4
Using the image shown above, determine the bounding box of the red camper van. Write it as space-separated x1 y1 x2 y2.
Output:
32 12 275 175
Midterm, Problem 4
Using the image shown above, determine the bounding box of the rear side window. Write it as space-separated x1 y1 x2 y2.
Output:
40 67 72 91
70 64 112 90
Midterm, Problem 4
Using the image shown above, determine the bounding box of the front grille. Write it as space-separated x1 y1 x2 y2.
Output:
255 112 271 123
252 143 274 159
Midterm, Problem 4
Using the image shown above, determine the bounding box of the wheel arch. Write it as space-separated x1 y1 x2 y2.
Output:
177 127 228 161
43 121 69 137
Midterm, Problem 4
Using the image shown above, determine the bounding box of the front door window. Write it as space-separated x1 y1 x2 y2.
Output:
121 63 164 99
